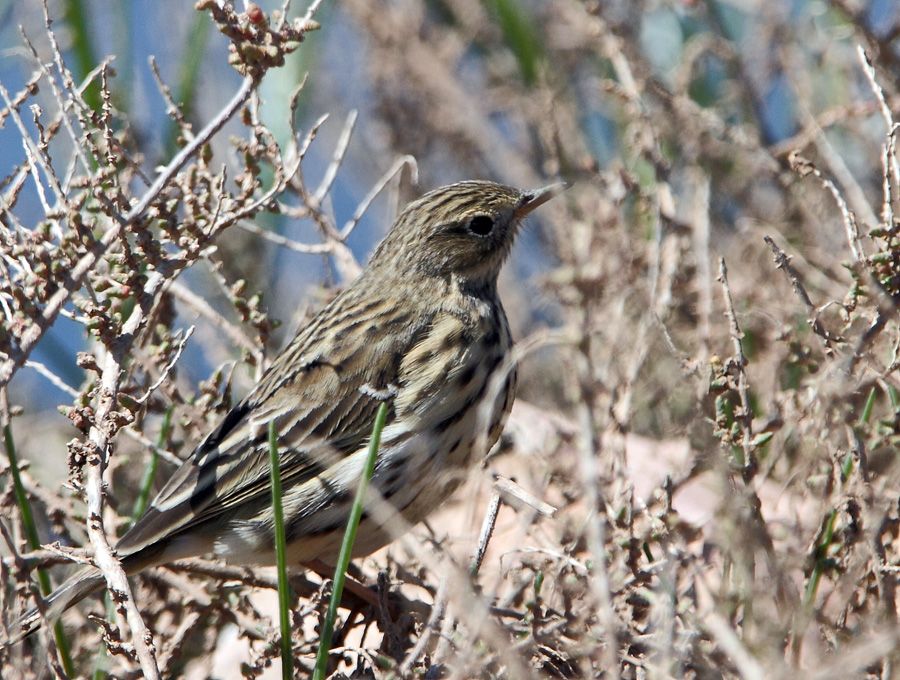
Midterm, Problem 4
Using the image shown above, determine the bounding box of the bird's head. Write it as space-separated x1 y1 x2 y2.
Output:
371 180 564 288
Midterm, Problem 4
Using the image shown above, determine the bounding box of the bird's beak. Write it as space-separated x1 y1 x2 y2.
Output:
515 182 568 219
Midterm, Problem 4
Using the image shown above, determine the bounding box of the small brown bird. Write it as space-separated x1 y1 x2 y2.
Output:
11 179 563 641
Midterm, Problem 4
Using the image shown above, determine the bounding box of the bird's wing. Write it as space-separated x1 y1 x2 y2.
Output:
116 286 428 561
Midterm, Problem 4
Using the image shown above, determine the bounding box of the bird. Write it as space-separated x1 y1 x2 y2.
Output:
9 179 563 643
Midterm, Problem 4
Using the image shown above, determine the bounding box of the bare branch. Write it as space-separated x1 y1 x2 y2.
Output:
135 326 195 405
0 76 256 387
717 258 756 475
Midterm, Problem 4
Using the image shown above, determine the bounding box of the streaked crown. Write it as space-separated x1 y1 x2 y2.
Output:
370 180 563 285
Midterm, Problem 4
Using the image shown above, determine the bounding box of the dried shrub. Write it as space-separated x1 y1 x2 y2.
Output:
1 1 899 678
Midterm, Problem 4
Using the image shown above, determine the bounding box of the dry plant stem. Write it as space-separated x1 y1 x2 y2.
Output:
340 154 418 240
492 475 556 518
435 523 535 678
23 360 80 399
398 575 448 674
470 490 502 577
644 561 676 678
846 274 900 375
763 236 839 351
858 45 900 233
0 75 255 387
86 298 162 679
168 280 262 362
433 590 456 664
699 611 766 680
0 79 66 215
135 326 194 404
881 127 898 229
789 151 864 263
693 169 713 372
40 0 106 171
18 27 91 177
0 391 73 676
272 111 372 284
314 109 358 204
429 492 502 667
574 393 620 680
572 306 621 679
76 76 256 680
301 0 326 23
148 569 270 641
0 530 65 680
717 258 755 474
236 219 334 255
156 611 201 674
857 46 900 188
343 0 541 188
805 630 900 680
770 97 893 157
805 103 881 233
5 549 72 571
121 428 182 467
828 0 900 75
148 55 194 143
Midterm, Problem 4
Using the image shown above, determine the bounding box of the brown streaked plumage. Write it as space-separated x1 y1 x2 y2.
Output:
9 179 563 642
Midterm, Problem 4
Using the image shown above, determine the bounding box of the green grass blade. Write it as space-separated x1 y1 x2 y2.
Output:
3 419 75 675
62 0 100 111
888 384 900 410
312 401 389 680
131 406 173 522
858 385 877 425
803 508 838 606
486 0 542 86
802 385 879 609
164 11 212 156
269 420 294 679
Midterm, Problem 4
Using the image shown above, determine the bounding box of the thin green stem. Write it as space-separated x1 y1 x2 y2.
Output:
3 424 42 561
3 420 75 675
269 420 293 680
485 0 542 86
91 593 117 680
804 384 880 607
803 509 838 606
859 385 877 425
63 0 100 111
164 12 212 156
131 407 173 522
312 401 389 680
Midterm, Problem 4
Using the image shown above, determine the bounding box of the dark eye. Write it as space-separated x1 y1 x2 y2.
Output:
468 215 494 236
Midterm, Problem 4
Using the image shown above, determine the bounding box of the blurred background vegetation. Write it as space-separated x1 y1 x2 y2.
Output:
2 0 900 677
1 0 892 418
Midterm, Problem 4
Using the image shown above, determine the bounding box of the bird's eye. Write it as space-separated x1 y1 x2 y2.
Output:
468 215 494 236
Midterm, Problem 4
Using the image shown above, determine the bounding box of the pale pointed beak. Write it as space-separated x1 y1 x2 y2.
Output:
515 182 568 219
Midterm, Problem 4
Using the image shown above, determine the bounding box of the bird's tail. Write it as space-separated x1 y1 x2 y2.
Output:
4 568 105 646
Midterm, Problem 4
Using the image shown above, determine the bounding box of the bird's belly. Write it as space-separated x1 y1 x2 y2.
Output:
215 353 516 567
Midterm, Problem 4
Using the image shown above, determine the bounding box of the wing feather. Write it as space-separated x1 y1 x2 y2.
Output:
117 287 428 562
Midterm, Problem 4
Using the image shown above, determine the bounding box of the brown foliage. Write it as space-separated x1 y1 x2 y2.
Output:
1 0 899 678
